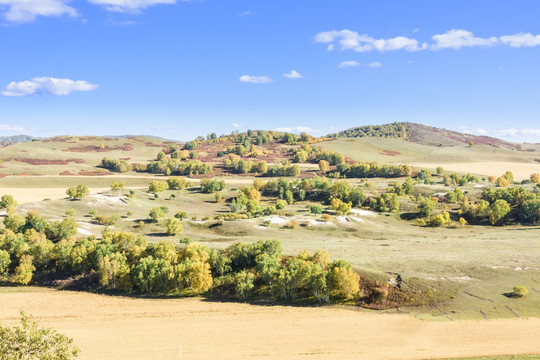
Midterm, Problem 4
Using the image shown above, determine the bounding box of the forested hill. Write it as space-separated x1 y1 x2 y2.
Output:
328 123 409 141
328 122 528 150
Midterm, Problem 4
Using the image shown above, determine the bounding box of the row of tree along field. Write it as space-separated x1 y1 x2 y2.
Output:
0 217 387 304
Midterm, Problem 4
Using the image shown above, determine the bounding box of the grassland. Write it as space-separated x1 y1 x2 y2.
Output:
0 130 539 359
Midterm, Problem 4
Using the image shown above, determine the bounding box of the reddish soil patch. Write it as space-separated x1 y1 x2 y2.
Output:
10 158 84 165
120 157 131 161
60 171 77 176
0 174 7 178
380 150 401 156
64 143 134 153
144 142 163 148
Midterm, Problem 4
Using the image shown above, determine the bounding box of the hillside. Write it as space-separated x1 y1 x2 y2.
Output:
328 122 538 150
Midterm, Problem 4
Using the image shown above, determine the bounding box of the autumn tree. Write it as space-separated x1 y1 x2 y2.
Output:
234 270 256 299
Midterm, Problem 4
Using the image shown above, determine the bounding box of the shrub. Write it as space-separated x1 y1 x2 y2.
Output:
200 179 226 193
66 184 89 200
321 214 332 222
284 220 299 229
148 180 169 193
65 209 75 216
513 286 529 297
175 211 188 219
309 204 323 214
165 217 183 235
0 312 79 359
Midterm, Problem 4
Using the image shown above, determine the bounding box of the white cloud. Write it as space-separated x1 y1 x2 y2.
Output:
283 70 304 79
338 60 360 68
431 29 498 50
87 0 179 13
232 123 242 128
2 77 98 97
275 126 319 133
315 29 427 53
239 75 273 84
317 29 540 54
239 10 251 16
0 124 24 131
0 0 77 23
367 61 382 67
412 28 420 33
494 128 540 138
499 33 540 47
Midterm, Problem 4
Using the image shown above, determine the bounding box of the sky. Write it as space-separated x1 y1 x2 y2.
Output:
1 0 540 142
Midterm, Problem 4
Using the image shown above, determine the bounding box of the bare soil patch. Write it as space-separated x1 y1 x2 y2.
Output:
1 288 539 360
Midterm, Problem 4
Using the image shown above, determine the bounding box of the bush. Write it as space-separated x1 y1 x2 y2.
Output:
66 184 89 200
284 220 299 229
175 211 188 219
165 217 183 235
513 286 529 297
309 204 323 214
148 180 169 193
0 312 79 359
200 179 226 193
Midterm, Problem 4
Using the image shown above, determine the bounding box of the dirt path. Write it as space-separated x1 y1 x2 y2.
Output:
1 287 539 360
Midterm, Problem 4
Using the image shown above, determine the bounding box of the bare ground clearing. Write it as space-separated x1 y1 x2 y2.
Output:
1 287 539 360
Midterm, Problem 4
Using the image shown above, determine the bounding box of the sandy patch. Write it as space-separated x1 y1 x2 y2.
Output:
350 209 377 217
1 287 540 360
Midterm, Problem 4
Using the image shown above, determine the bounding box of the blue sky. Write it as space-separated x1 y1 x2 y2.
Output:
1 0 540 142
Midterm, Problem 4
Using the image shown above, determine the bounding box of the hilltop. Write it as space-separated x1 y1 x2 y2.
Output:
328 122 536 150
0 135 37 146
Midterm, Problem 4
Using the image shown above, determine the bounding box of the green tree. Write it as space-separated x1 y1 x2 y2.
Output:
110 181 125 193
489 199 511 225
0 249 11 276
46 219 77 241
417 196 436 217
0 312 79 360
234 270 256 299
165 217 183 235
66 184 89 200
0 194 16 209
149 207 166 223
98 253 131 291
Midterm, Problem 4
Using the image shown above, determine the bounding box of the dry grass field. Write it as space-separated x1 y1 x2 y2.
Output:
1 287 539 360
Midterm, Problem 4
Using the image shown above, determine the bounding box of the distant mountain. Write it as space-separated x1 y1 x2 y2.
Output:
328 122 531 150
0 135 37 146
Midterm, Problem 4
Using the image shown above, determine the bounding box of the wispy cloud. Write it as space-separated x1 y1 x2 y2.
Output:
0 0 77 23
315 29 427 53
239 10 251 16
232 123 242 128
459 125 540 141
283 70 304 79
0 124 24 131
87 0 181 13
338 60 360 68
2 77 98 97
275 126 319 133
239 75 273 84
317 29 540 53
367 61 382 67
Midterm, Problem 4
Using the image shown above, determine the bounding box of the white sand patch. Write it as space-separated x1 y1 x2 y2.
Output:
349 216 365 223
474 184 486 188
263 216 289 225
88 193 127 205
189 220 208 224
78 228 92 236
350 209 376 217
336 216 350 223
